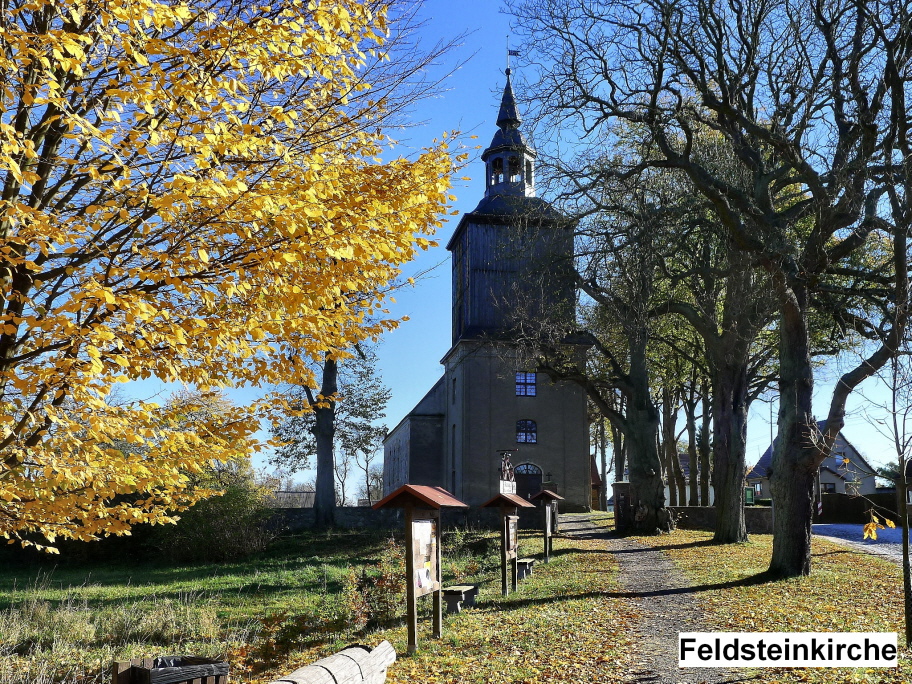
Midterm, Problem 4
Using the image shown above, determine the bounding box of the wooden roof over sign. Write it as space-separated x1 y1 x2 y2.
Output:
529 489 564 502
480 492 536 509
372 484 468 510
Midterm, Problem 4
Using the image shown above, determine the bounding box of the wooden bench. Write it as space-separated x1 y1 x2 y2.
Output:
112 656 228 684
441 585 479 614
517 558 536 581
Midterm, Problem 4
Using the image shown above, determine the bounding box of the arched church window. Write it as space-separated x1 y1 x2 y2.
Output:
508 155 521 182
492 157 503 184
516 419 537 443
526 160 533 186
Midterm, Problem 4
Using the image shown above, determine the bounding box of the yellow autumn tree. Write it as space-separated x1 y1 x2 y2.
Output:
0 0 457 549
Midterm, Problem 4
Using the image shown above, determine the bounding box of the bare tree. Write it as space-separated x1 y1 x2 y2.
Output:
271 347 391 524
511 0 912 576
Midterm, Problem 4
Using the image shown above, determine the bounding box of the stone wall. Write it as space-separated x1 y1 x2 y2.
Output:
668 506 774 535
272 505 553 533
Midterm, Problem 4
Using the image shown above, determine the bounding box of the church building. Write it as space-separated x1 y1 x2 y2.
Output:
383 70 591 511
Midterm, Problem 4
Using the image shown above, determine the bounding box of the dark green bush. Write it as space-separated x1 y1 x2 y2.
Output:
154 463 280 562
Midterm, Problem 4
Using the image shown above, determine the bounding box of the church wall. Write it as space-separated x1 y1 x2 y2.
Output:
445 343 590 510
406 414 445 486
382 420 410 496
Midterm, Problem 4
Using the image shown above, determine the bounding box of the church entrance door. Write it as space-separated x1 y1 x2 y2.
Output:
515 463 543 500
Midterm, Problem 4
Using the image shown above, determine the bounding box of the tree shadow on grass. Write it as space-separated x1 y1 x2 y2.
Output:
470 569 777 613
548 534 717 557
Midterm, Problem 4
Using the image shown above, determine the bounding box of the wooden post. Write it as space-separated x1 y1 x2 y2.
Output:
405 503 418 654
543 503 551 563
500 507 509 596
432 509 442 639
499 504 519 595
530 490 563 561
372 484 467 655
509 514 518 593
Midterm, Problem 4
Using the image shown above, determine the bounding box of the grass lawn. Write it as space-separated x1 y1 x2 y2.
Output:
5 520 909 684
636 529 912 684
0 526 636 684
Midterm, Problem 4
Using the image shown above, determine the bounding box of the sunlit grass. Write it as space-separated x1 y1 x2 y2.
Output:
636 529 911 683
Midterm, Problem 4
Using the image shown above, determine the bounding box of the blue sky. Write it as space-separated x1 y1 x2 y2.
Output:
127 1 901 485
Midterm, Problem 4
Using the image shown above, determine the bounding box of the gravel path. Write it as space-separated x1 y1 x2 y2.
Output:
560 515 758 684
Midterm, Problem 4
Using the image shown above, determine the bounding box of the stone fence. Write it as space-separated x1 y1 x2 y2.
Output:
272 505 547 532
668 506 774 534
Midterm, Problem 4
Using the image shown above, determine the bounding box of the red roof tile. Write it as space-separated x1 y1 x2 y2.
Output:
480 493 536 508
372 484 468 510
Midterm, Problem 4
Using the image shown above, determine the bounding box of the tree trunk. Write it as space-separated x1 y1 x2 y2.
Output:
662 386 687 505
627 330 672 533
699 382 712 505
684 394 700 505
313 356 338 527
599 420 609 511
711 364 749 543
610 392 627 482
768 290 816 577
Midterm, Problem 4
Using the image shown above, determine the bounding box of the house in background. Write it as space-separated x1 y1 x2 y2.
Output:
662 452 715 506
746 421 878 498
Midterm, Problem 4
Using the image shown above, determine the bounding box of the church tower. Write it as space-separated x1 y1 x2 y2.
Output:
384 70 590 511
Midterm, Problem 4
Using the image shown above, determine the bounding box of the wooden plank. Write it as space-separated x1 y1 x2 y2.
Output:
111 661 132 684
270 665 336 684
405 503 418 653
268 641 396 684
134 663 228 684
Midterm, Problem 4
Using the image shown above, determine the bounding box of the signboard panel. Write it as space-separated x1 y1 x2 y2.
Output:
500 479 517 495
506 515 519 559
412 519 439 597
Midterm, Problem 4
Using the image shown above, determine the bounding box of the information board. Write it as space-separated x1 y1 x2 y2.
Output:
412 519 439 597
506 515 519 559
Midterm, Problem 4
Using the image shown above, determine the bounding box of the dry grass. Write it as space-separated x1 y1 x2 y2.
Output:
636 529 911 683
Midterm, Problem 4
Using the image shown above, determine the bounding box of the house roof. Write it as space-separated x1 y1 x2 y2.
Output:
677 452 698 478
590 455 602 486
746 420 875 480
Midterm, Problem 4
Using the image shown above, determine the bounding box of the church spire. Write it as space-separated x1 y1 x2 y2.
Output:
481 68 536 199
496 68 521 130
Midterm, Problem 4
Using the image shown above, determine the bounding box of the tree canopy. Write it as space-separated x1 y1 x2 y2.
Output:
0 0 457 548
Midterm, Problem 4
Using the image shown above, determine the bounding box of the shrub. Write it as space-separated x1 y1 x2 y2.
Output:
358 538 406 628
155 461 280 562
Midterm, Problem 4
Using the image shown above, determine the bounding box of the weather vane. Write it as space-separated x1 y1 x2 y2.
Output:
507 35 520 73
